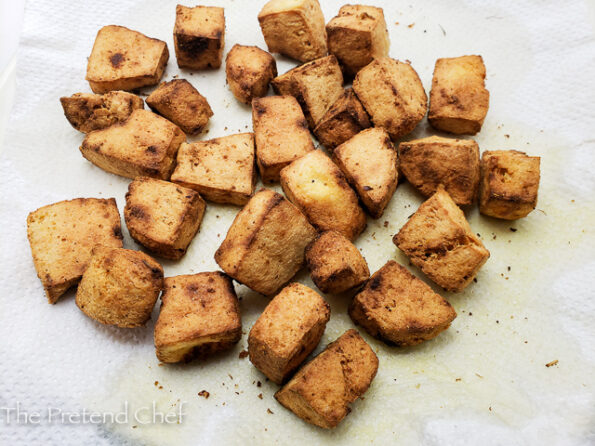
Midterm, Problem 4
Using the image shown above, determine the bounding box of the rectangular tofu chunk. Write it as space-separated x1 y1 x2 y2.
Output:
248 283 330 384
154 272 241 363
226 44 277 104
275 329 378 429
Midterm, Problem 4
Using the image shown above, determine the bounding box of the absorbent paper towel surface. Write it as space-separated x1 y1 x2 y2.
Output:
1 1 594 445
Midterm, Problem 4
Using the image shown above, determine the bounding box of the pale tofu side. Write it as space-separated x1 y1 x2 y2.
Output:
154 272 241 363
349 260 457 346
226 44 277 104
248 283 330 384
170 133 256 205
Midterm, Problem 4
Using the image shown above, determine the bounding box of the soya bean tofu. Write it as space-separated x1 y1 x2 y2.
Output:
349 261 457 346
215 189 317 295
280 150 367 240
124 177 206 260
479 150 541 220
393 186 490 292
60 91 144 133
146 79 213 135
174 5 225 70
271 55 344 129
326 5 389 77
275 329 378 429
428 55 489 135
226 44 277 104
26 198 123 303
76 247 163 328
154 272 241 363
398 135 480 206
252 95 314 183
86 25 169 94
333 127 398 218
353 57 427 140
313 88 371 150
80 109 186 180
258 0 327 63
170 133 256 205
305 230 369 294
248 283 330 384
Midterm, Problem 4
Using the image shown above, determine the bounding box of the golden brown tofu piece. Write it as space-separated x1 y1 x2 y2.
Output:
86 25 169 94
333 127 398 218
398 135 480 206
226 44 277 104
60 91 144 133
252 96 315 183
349 261 457 346
258 0 327 63
248 283 330 384
271 55 344 129
280 150 367 240
26 198 123 303
76 247 163 328
479 150 541 220
326 4 389 77
170 133 256 205
275 329 378 429
393 187 490 292
305 231 369 294
174 5 225 70
215 189 317 295
313 88 370 150
124 177 206 260
146 79 213 135
353 57 427 140
154 272 241 363
428 55 489 135
80 109 186 180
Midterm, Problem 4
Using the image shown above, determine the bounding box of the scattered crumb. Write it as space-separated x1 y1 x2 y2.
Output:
239 350 249 359
383 221 389 228
475 373 484 379
395 21 399 25
267 408 274 414
258 393 263 399
504 134 510 138
468 312 473 316
154 381 159 386
510 227 517 232
546 360 559 368
455 378 462 382
439 24 446 36
257 381 262 387
408 23 415 28
198 390 210 399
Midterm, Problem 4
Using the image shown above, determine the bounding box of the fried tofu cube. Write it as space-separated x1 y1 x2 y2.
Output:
86 25 169 94
281 150 367 240
170 133 256 205
154 272 241 363
271 55 344 129
252 96 314 183
174 5 225 70
350 261 457 346
333 127 398 218
326 5 390 77
80 109 186 180
124 177 206 260
146 79 213 135
76 247 163 328
398 135 480 206
479 150 541 220
248 283 330 384
60 91 144 133
215 189 317 295
26 198 123 303
428 55 489 135
226 44 277 104
313 88 370 150
393 186 490 292
275 329 378 429
305 231 369 294
258 0 327 63
353 57 427 140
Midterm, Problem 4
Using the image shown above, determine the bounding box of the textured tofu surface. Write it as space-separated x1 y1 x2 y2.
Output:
275 329 378 429
154 272 241 363
226 44 277 104
248 283 330 384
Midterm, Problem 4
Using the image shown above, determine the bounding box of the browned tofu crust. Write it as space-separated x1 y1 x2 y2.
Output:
349 261 457 346
248 283 330 384
275 329 378 429
226 44 277 104
154 272 241 363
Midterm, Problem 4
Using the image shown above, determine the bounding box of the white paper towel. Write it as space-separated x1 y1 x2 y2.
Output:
1 1 594 445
